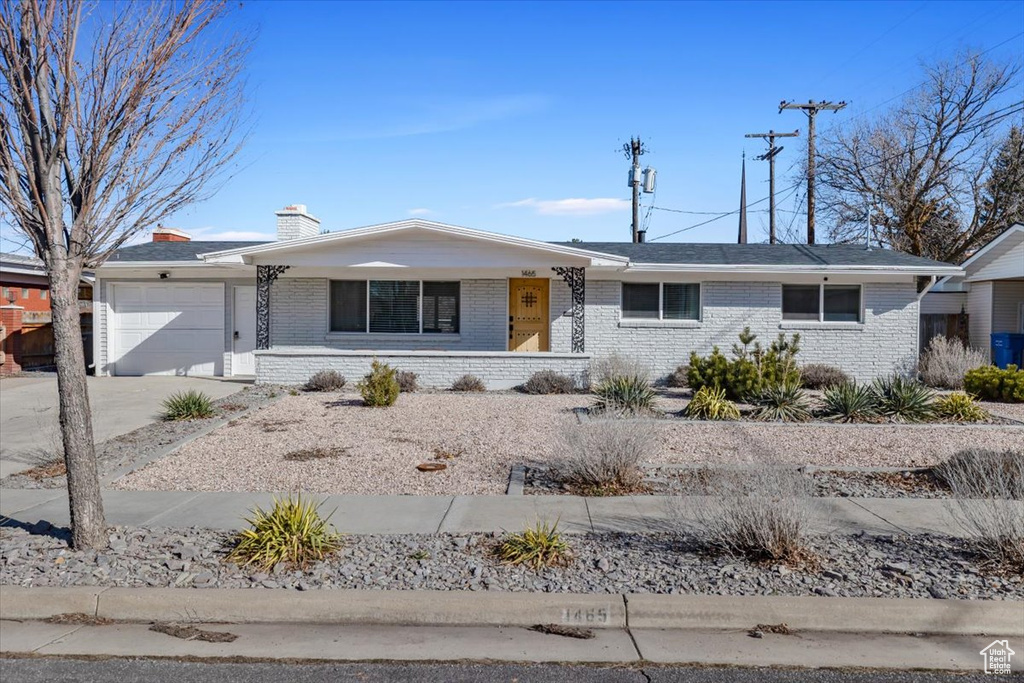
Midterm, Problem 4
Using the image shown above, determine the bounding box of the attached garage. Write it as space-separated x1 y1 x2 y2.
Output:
108 282 225 376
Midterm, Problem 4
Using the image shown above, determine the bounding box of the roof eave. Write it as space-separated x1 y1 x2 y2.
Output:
625 263 964 276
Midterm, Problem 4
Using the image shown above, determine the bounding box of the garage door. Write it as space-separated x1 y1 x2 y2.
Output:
110 283 225 376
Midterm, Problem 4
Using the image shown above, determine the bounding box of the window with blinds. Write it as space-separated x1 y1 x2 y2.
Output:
621 283 660 319
330 280 367 332
663 283 700 320
782 284 820 321
422 281 460 333
824 285 861 322
369 280 419 333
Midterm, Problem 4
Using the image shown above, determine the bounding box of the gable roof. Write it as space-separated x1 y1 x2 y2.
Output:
105 241 268 263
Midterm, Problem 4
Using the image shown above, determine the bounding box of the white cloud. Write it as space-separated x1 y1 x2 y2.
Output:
497 197 630 216
407 208 433 216
189 227 273 241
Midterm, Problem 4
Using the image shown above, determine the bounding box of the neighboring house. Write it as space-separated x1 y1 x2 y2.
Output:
923 224 1024 358
0 252 94 373
92 204 961 388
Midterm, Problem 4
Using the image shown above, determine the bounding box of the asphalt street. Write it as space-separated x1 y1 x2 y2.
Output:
0 659 1004 683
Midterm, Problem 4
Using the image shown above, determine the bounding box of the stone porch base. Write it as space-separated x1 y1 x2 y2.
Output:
255 348 593 390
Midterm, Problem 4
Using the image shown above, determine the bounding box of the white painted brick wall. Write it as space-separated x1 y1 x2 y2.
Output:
256 350 591 390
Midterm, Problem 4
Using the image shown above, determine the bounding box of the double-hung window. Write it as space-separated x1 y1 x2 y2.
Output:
330 280 460 334
621 283 700 320
782 284 862 322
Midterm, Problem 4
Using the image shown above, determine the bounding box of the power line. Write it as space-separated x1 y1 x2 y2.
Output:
648 181 803 242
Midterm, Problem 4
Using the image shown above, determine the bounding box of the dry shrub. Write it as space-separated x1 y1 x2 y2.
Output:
665 365 689 388
933 449 1024 572
396 370 418 393
919 336 988 390
451 374 485 392
686 466 815 567
557 420 652 495
799 364 850 390
304 369 346 392
22 458 67 480
521 370 576 395
589 354 650 386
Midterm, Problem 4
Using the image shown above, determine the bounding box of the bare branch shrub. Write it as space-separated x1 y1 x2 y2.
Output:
685 466 816 566
919 336 989 389
556 420 653 494
589 354 650 386
934 448 1024 571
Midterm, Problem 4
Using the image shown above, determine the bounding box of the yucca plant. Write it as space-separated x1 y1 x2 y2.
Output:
752 381 812 422
684 385 740 420
935 392 989 422
162 390 215 420
871 374 937 423
226 495 342 570
592 374 657 414
820 382 878 422
496 519 572 570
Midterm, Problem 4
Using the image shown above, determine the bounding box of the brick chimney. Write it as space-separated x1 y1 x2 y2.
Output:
275 204 320 241
152 226 191 242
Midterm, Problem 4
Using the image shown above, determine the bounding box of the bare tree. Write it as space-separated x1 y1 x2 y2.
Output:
816 53 1022 262
0 0 248 548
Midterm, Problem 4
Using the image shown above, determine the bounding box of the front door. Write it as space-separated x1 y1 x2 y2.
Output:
232 286 257 376
508 278 549 352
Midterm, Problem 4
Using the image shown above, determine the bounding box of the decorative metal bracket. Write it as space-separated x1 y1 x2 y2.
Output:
552 266 585 353
256 265 289 350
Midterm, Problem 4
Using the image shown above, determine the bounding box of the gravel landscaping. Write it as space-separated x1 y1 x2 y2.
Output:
109 391 1023 496
1 385 284 490
1 523 1018 599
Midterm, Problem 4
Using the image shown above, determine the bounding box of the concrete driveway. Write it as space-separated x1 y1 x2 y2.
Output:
0 375 246 478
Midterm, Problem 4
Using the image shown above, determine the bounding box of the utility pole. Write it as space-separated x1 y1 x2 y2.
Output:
779 100 846 244
744 129 799 244
622 136 647 243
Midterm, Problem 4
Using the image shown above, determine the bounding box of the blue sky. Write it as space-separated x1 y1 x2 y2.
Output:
7 0 1023 250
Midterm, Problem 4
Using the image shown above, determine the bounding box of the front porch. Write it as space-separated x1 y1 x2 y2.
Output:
255 348 593 389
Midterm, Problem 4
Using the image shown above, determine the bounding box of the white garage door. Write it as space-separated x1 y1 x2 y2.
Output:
110 283 225 376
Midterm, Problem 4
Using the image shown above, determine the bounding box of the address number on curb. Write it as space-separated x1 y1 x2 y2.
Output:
561 606 610 625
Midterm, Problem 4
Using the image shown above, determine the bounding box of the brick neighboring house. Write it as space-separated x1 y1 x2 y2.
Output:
91 205 962 387
0 252 93 375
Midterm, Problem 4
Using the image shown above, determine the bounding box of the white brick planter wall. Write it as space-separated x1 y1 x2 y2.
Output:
256 349 592 390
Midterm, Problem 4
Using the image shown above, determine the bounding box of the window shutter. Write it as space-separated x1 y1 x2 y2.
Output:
422 282 460 333
622 283 660 319
369 280 419 333
330 280 367 332
663 283 700 320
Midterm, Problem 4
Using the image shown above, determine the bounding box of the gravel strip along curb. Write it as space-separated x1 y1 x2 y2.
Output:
1 586 1020 636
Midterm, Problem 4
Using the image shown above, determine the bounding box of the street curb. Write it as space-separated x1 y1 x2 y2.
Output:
1 586 1020 636
625 594 1024 636
101 392 286 486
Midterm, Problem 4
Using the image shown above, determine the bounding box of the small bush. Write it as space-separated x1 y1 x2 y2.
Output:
688 466 814 566
665 365 689 388
752 381 812 422
871 374 936 423
226 495 342 570
687 328 801 401
162 390 215 420
799 364 850 390
592 374 657 414
396 370 418 393
964 364 1024 403
558 421 652 494
304 369 346 392
919 336 988 390
684 385 740 420
358 360 400 407
935 392 989 422
496 520 572 570
451 374 486 392
521 370 576 395
820 382 878 423
933 449 1024 572
589 354 650 386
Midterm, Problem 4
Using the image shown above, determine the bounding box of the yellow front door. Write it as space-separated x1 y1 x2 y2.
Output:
508 278 550 352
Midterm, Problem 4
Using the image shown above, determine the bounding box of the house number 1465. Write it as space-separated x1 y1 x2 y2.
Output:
562 606 610 624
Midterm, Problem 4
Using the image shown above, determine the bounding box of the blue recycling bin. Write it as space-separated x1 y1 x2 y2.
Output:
991 333 1024 369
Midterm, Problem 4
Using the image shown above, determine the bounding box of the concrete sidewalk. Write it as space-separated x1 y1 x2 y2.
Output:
0 487 981 537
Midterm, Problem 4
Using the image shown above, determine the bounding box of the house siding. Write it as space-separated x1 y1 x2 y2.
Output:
583 280 919 383
992 279 1024 334
967 281 994 357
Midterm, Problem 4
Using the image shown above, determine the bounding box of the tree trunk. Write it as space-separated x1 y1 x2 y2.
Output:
48 259 106 549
